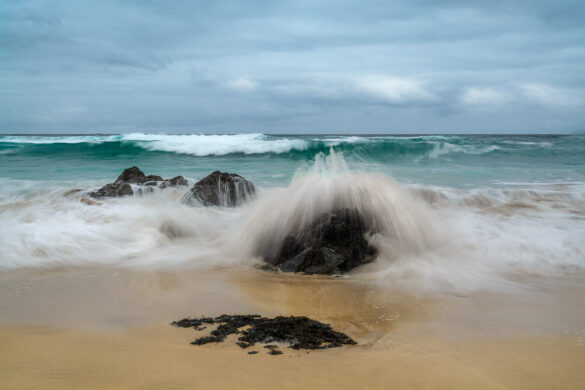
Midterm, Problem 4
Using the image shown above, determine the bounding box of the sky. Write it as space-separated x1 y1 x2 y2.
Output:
1 0 584 134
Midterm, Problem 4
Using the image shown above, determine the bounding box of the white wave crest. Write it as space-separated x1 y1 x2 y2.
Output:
122 133 310 156
0 133 312 156
426 142 500 159
0 135 123 144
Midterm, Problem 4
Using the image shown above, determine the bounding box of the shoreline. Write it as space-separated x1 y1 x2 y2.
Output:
1 266 584 389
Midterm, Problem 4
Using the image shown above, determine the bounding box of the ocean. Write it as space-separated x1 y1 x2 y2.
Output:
1 133 584 292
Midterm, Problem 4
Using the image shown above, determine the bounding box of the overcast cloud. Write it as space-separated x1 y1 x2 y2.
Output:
1 0 584 134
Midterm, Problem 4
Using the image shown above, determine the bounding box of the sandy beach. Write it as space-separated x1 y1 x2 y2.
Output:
2 267 584 389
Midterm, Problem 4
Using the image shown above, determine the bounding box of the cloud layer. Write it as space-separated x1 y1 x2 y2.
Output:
1 0 584 133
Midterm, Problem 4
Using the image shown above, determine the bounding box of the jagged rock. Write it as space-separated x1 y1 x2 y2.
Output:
114 166 163 185
89 183 134 198
160 176 188 189
267 208 377 274
183 171 255 207
171 314 357 352
89 167 188 198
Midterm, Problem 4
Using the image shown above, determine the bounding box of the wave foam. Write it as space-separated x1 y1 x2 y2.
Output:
121 133 309 156
1 149 583 294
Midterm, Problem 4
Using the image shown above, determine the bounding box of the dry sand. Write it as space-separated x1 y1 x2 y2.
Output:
1 267 584 389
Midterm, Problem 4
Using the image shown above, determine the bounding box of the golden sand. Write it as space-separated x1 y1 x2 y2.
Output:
1 267 584 389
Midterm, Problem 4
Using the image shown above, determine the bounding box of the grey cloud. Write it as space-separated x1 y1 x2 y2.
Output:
0 0 584 133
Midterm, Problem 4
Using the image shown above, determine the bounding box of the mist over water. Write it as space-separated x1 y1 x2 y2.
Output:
0 134 584 293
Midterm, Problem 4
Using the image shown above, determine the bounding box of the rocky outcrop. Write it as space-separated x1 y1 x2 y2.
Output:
89 166 188 198
266 208 377 274
183 171 255 207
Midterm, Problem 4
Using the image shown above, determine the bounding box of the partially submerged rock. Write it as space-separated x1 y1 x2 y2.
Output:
89 182 134 198
183 171 255 207
267 208 377 274
89 166 188 198
160 175 189 189
172 314 356 354
114 166 163 185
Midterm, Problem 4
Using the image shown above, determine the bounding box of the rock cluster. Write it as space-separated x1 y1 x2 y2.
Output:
266 208 377 274
89 166 187 198
87 166 256 208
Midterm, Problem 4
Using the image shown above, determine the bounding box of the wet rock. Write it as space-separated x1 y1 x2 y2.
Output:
114 166 163 185
89 166 188 198
160 176 188 189
183 171 255 207
171 314 356 354
267 208 377 274
89 183 133 198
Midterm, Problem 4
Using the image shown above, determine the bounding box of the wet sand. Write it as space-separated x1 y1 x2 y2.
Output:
1 267 584 389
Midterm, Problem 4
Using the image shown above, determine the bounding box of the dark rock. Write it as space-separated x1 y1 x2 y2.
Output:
114 166 163 185
266 208 377 274
191 336 221 345
89 183 134 198
183 171 255 207
268 349 283 355
247 351 259 355
159 176 188 189
172 318 216 328
89 166 187 198
171 314 356 353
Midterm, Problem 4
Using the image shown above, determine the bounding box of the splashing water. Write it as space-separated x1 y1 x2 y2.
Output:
0 139 584 294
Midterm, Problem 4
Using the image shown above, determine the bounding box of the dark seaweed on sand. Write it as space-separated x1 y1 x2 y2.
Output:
171 314 356 353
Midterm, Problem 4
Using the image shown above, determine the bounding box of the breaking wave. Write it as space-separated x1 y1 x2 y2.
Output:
0 148 583 294
2 134 582 164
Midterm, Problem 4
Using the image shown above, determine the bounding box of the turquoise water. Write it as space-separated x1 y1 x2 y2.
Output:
0 133 584 287
1 134 584 187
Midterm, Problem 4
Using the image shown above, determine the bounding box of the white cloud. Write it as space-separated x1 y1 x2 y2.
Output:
521 83 582 107
461 87 510 108
355 76 436 103
225 78 258 91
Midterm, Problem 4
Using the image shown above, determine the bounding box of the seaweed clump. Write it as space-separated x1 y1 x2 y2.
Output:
171 314 356 355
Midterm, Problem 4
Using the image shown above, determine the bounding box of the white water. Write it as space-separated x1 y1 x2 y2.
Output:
0 150 583 293
124 133 311 156
0 133 312 155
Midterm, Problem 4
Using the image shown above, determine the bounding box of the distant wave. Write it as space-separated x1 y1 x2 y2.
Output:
122 133 310 155
1 133 583 161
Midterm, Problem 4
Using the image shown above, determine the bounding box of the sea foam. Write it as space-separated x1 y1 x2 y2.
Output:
0 148 583 294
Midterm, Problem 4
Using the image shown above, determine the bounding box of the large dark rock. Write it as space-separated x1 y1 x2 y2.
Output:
183 171 255 207
267 208 377 274
89 166 188 198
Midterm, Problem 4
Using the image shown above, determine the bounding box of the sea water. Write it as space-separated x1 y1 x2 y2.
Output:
0 134 584 292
